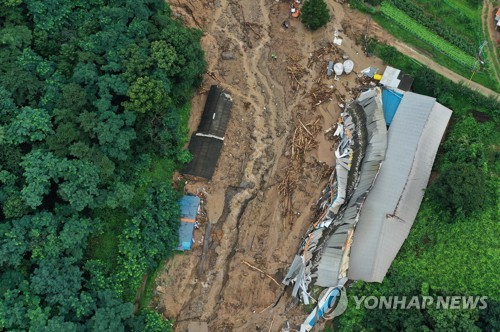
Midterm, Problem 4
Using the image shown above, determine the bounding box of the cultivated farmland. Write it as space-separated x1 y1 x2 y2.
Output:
380 2 477 68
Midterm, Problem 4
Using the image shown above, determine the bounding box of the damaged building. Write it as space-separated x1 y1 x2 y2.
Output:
183 85 233 180
283 87 452 330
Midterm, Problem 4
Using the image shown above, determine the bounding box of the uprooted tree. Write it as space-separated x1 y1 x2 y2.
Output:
300 0 330 30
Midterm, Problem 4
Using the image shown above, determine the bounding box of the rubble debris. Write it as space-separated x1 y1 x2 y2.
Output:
283 88 388 310
333 30 343 45
221 52 235 60
307 84 335 106
359 66 378 78
287 56 308 90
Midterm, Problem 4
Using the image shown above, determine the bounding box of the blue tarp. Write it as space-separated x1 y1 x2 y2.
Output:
382 89 403 126
178 222 196 251
177 196 200 251
179 195 200 220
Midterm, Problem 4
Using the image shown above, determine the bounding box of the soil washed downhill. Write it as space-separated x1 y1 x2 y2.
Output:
155 1 385 331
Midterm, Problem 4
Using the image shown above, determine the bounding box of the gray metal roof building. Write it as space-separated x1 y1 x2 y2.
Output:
348 92 452 282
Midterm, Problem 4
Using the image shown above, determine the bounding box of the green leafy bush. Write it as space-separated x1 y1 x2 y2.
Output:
300 0 330 30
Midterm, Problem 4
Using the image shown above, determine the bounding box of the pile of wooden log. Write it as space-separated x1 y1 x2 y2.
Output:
292 117 322 159
278 117 323 226
308 84 335 107
278 168 297 227
307 42 342 69
287 55 308 90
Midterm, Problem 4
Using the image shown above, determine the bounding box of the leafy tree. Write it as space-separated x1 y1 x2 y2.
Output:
151 40 177 72
140 310 174 332
124 77 170 114
86 290 134 332
428 163 489 219
4 106 53 144
300 0 330 30
115 184 179 296
20 150 59 209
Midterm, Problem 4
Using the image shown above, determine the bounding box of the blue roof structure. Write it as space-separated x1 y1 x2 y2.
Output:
178 222 196 251
382 89 403 125
179 195 200 221
177 196 200 251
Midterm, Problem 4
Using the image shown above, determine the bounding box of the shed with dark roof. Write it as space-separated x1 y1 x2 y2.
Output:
183 85 232 179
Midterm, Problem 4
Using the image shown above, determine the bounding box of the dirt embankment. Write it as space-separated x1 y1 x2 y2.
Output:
154 1 384 331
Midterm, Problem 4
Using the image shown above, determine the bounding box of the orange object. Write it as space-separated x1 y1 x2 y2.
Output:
291 9 300 18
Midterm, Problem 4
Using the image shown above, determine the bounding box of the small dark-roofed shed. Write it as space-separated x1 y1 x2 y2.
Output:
396 72 414 91
183 85 232 179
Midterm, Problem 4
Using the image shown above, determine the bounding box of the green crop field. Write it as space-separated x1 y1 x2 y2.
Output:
390 0 482 54
380 2 477 68
352 0 499 91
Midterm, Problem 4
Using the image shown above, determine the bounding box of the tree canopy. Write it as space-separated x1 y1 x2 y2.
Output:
300 0 330 30
0 0 205 330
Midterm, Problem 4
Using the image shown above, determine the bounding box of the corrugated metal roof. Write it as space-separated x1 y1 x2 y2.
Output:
348 92 452 282
382 89 403 125
315 88 387 288
197 85 232 137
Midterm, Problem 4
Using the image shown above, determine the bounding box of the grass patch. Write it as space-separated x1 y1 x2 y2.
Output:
132 156 176 208
138 259 169 311
87 208 128 269
415 0 482 36
352 0 499 92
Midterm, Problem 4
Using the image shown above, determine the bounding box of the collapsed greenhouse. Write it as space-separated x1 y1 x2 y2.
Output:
183 85 233 180
283 88 452 330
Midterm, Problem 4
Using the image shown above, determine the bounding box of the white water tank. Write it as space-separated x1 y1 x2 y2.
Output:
333 62 344 76
343 60 354 74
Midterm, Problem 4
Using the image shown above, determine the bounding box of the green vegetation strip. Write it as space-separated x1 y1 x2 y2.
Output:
381 1 476 68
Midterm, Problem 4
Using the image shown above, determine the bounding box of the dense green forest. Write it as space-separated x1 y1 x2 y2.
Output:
0 0 205 330
335 41 500 331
